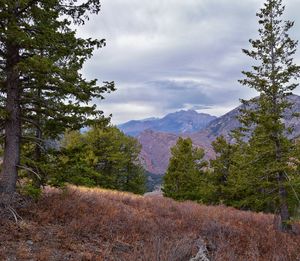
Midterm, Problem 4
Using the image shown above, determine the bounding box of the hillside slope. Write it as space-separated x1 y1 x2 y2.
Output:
1 186 300 260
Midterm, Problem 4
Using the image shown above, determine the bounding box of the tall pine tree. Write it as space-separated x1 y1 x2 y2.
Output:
239 0 300 231
0 0 115 194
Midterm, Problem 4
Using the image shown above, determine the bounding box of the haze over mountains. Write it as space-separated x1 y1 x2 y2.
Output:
118 110 217 136
118 95 300 175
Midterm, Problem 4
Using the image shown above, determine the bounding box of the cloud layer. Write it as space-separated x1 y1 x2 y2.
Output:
77 0 300 124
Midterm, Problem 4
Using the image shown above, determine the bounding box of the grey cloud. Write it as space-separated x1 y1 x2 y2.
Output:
97 79 257 124
78 0 300 124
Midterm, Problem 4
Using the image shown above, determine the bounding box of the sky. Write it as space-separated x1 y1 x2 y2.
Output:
77 0 300 124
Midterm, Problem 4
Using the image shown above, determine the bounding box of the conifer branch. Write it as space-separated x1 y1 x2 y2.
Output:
17 165 42 180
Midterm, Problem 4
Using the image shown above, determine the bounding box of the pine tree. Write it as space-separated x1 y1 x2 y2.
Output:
209 133 255 207
210 136 235 203
0 1 115 194
52 127 146 195
85 127 146 194
162 137 207 201
239 0 300 231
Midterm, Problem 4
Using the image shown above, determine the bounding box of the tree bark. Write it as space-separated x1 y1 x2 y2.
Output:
277 172 291 231
274 136 291 232
0 43 21 194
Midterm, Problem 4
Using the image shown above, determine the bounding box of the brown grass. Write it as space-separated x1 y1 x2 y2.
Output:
1 186 300 261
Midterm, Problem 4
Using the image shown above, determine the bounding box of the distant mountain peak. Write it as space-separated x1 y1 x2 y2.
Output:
118 110 217 136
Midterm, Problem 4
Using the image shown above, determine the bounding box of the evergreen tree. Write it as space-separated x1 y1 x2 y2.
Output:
239 0 300 231
85 127 146 194
162 137 207 201
210 136 236 203
0 0 115 194
209 126 300 214
50 130 101 187
52 127 146 195
215 135 275 212
209 133 255 207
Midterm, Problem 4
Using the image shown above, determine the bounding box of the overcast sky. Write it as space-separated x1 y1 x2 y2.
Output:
77 0 300 124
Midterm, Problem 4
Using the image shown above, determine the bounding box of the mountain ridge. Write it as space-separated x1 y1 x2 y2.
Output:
118 110 217 136
137 94 300 175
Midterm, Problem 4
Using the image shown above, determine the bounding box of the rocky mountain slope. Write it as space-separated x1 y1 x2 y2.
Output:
199 94 300 140
138 130 179 174
119 110 216 136
138 95 300 175
138 130 216 175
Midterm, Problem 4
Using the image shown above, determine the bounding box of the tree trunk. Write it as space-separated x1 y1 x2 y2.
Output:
274 136 291 232
0 43 21 194
278 171 291 231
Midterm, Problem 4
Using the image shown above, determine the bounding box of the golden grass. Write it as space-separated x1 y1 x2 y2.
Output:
1 186 300 260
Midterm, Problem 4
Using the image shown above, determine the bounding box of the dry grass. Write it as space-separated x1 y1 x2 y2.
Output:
1 186 300 261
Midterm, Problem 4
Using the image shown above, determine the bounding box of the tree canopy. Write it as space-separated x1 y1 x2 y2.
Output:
50 127 146 195
0 0 114 194
237 0 300 231
162 137 208 201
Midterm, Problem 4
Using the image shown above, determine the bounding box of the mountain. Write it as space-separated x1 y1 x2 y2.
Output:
138 130 179 175
137 130 216 175
201 94 300 140
118 110 217 136
138 95 300 175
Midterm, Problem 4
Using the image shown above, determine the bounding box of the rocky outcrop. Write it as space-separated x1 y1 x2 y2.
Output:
190 239 210 261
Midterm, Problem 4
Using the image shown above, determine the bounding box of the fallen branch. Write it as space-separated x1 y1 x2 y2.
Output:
6 206 22 223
